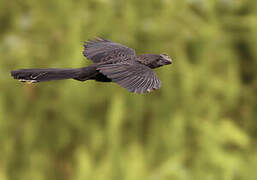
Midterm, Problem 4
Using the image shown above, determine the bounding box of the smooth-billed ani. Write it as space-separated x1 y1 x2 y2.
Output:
11 37 172 93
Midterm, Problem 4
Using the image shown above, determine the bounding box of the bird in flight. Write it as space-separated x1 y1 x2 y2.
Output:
11 37 172 93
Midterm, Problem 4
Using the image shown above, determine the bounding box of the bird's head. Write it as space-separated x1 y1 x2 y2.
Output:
158 54 172 66
137 53 172 69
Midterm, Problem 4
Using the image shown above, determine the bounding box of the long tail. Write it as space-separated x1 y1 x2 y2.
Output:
11 66 97 83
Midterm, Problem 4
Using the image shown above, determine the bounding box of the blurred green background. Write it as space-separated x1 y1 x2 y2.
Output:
1 0 257 179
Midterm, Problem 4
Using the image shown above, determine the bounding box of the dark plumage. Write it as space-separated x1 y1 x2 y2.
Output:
11 37 172 93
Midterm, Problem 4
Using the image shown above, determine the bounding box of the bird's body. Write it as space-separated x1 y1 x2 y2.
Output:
11 38 172 93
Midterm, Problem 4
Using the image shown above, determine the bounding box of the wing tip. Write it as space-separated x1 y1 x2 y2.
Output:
83 37 111 49
84 37 110 44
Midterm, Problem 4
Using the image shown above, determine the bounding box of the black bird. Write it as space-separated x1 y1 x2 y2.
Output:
11 37 172 93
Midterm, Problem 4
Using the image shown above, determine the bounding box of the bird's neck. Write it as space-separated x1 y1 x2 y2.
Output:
136 54 160 67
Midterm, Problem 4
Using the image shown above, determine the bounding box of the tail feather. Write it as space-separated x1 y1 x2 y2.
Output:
11 67 94 83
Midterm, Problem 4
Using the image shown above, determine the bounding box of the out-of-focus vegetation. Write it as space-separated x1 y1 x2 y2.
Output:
0 0 257 179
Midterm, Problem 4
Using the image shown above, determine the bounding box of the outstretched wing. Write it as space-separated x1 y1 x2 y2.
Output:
97 61 161 93
83 37 136 63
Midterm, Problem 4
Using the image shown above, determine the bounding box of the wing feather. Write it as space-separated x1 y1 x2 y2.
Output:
83 37 136 63
97 60 161 93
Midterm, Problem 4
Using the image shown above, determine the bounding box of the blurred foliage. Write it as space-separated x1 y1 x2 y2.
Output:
0 0 257 179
